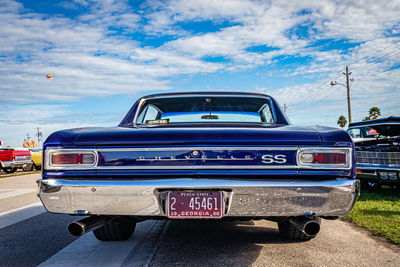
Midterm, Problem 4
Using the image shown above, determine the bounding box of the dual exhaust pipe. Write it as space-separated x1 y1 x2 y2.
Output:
68 216 110 237
289 217 320 237
68 215 321 238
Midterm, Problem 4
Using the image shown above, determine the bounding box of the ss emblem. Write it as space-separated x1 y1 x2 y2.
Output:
261 154 287 164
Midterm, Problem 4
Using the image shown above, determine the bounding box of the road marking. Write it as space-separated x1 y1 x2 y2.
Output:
39 220 159 267
0 189 36 200
142 220 171 267
122 220 170 267
0 202 45 230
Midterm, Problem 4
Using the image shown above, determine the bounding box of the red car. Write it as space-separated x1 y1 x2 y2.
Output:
0 147 33 173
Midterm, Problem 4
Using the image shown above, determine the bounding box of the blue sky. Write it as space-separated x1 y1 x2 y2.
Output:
0 0 400 147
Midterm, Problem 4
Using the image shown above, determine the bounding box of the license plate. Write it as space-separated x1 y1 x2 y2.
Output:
167 191 223 219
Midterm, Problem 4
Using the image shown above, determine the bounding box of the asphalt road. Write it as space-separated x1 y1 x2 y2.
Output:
0 174 399 267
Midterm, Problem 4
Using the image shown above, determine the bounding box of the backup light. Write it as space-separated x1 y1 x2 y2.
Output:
300 152 346 164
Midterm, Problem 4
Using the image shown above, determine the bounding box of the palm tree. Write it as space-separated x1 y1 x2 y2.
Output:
363 116 371 121
337 115 347 128
369 107 381 120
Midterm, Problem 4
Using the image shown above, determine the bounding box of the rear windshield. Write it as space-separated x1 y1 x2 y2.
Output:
136 96 274 124
347 127 380 139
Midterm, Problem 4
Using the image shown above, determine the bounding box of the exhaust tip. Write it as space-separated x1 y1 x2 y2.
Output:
304 221 320 236
68 222 85 237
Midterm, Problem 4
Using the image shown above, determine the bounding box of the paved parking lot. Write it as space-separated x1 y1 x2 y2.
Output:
0 174 399 266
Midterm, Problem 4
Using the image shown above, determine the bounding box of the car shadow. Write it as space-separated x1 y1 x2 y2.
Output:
150 220 306 267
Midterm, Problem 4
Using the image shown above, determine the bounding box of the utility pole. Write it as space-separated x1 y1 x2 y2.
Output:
344 65 352 123
331 65 353 123
36 127 43 148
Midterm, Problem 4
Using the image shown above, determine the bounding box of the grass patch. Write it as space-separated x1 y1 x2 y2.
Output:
343 187 400 245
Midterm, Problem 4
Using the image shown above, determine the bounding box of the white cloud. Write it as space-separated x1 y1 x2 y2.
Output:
0 0 400 144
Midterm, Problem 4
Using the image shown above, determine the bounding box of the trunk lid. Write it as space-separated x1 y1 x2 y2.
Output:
74 124 321 146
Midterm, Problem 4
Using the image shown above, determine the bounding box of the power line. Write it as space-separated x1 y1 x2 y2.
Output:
287 38 400 109
350 38 400 68
303 40 400 109
360 64 400 79
350 45 400 73
289 71 343 106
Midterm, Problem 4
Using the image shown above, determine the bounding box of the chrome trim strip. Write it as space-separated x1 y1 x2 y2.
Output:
39 178 356 187
133 98 146 124
96 165 299 170
135 158 254 161
357 165 400 170
97 146 299 152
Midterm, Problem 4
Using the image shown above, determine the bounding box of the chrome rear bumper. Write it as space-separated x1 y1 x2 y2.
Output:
1 160 33 168
37 178 359 217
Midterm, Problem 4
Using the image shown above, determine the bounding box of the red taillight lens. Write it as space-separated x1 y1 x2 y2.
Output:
313 153 346 164
51 153 95 165
299 151 348 166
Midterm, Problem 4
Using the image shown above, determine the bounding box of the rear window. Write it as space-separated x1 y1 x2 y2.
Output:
136 96 274 124
347 127 380 139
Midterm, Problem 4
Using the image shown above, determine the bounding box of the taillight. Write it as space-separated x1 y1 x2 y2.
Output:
51 153 95 165
46 150 97 170
298 148 351 169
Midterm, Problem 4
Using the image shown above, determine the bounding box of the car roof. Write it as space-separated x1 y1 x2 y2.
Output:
141 92 272 99
348 116 400 136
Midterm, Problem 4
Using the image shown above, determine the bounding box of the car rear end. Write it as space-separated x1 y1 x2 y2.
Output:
39 142 357 218
0 148 32 173
37 93 359 241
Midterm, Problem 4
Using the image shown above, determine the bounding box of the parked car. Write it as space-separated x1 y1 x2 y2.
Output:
26 148 42 171
348 116 400 191
0 147 33 173
347 126 380 143
37 92 359 242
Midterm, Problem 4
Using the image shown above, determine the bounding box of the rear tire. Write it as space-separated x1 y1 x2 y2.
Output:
3 167 16 174
93 220 136 241
35 165 41 170
22 164 34 171
278 217 321 241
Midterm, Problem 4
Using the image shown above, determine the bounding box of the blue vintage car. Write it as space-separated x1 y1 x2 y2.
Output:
348 116 400 190
37 92 359 242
